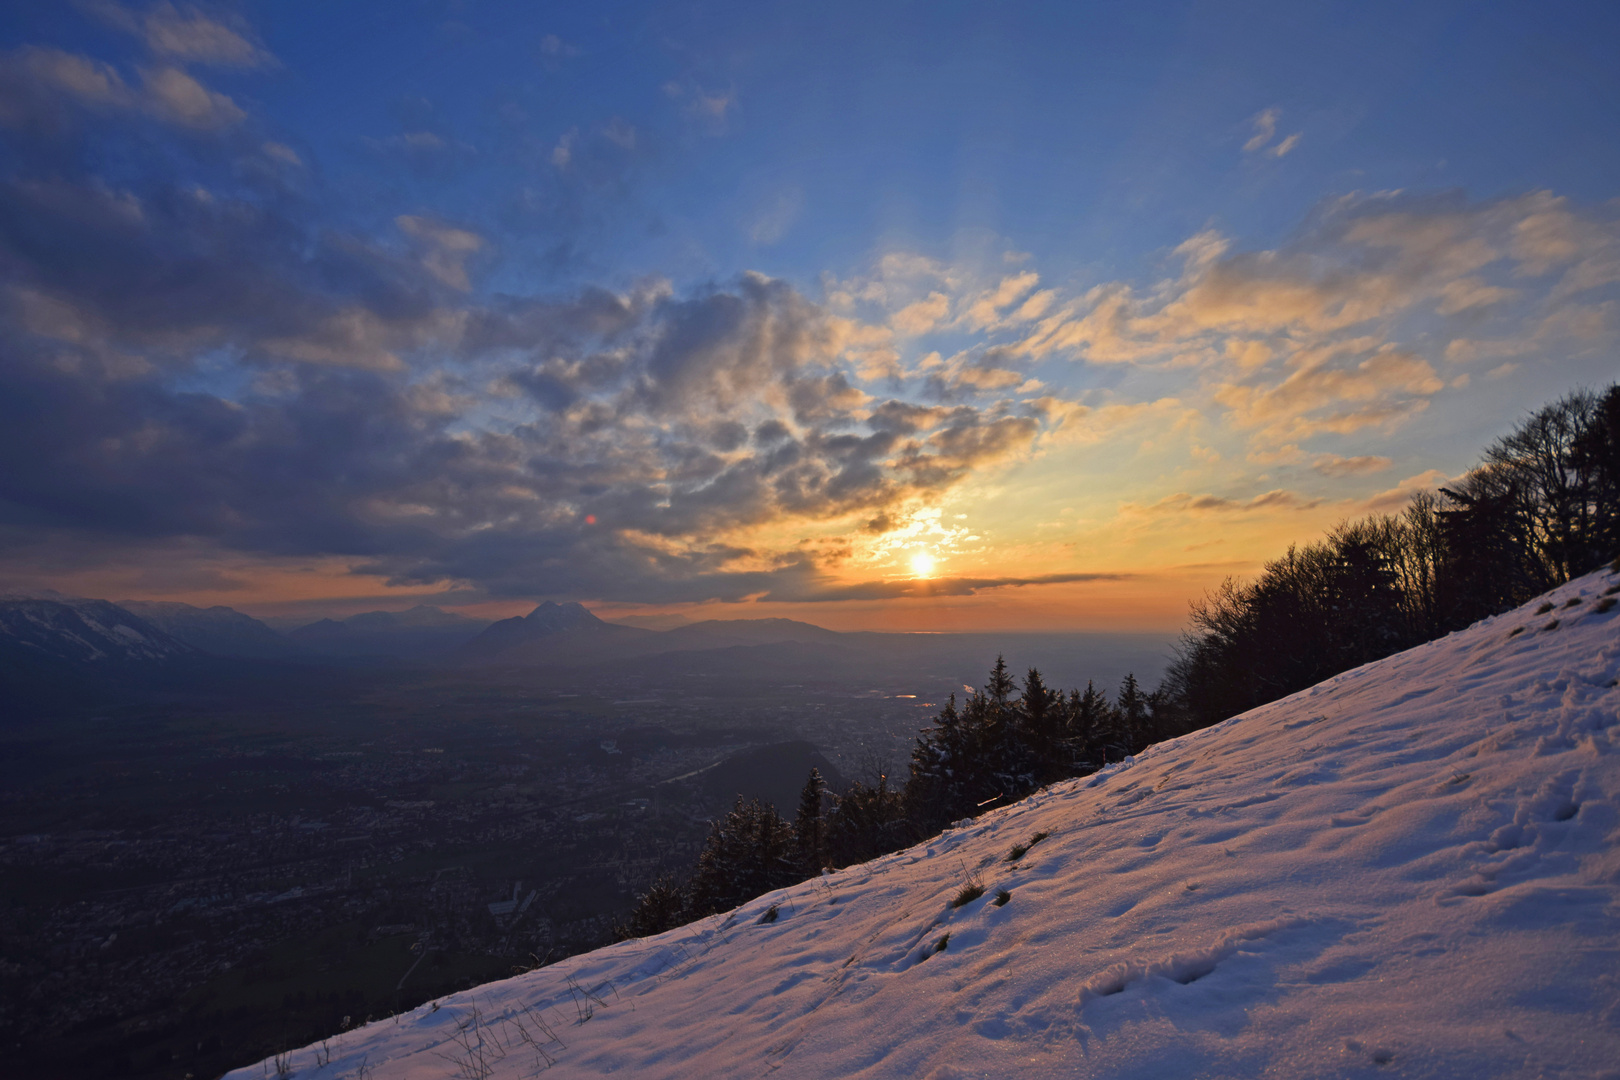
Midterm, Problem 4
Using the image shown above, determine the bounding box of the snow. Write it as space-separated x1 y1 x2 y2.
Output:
231 569 1620 1080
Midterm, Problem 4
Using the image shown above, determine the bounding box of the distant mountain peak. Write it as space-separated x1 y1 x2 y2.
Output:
523 600 603 630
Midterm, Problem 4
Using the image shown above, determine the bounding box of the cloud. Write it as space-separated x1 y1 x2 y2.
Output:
1311 453 1392 477
551 128 575 169
137 2 274 67
538 34 579 60
1243 107 1278 152
140 65 244 128
602 118 637 150
993 191 1620 445
368 130 448 153
1126 489 1321 516
1213 345 1443 440
90 1 275 67
961 271 1040 330
693 90 735 121
261 141 302 167
892 291 949 336
1243 106 1300 157
758 570 1130 603
748 186 803 245
664 80 737 132
397 215 484 291
0 46 246 130
1361 469 1453 513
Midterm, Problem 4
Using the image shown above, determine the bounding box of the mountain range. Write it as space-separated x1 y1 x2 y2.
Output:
286 604 491 659
452 601 847 667
0 593 1176 717
118 599 310 661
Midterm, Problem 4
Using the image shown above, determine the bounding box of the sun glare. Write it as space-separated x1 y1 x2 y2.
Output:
910 551 936 578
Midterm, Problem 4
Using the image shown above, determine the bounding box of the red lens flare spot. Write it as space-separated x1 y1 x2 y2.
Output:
585 514 597 525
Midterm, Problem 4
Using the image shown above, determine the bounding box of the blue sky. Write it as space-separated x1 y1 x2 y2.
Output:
1 1 1617 628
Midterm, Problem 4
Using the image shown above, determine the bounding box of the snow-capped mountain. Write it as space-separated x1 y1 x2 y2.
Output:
232 566 1620 1079
0 593 196 664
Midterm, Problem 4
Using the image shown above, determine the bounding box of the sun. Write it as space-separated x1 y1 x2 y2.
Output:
910 551 936 578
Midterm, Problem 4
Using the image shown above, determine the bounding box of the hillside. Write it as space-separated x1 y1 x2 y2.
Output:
231 568 1620 1079
117 599 309 660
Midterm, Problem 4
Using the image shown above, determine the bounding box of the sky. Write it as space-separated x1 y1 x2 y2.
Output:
0 0 1617 631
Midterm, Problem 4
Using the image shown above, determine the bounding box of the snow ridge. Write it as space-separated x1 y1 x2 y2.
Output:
233 568 1620 1080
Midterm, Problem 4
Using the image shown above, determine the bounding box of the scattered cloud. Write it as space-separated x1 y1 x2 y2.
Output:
1243 106 1301 157
551 128 575 169
892 292 950 337
1243 108 1279 152
962 271 1040 330
92 1 276 68
663 80 737 133
602 117 637 149
764 570 1130 603
140 64 244 128
367 130 448 153
748 186 803 245
1361 469 1453 513
1311 453 1393 477
0 46 246 130
538 33 579 62
1127 489 1321 516
261 141 303 167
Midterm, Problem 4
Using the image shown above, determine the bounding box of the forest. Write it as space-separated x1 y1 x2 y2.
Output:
622 383 1620 938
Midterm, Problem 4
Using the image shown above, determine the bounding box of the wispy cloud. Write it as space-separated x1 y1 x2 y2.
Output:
1311 453 1393 477
748 186 803 245
0 46 246 130
1243 106 1301 157
1126 489 1321 516
90 1 276 68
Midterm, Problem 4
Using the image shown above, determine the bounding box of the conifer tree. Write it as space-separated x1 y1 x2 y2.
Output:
1070 680 1112 766
825 772 908 867
618 873 689 939
1018 667 1065 784
985 655 1016 705
686 796 797 918
904 694 965 833
794 768 827 875
1116 673 1147 757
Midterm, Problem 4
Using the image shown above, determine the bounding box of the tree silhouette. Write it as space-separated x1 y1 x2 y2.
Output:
794 768 827 875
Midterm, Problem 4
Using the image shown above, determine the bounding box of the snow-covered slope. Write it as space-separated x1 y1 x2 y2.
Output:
0 593 196 664
233 569 1620 1080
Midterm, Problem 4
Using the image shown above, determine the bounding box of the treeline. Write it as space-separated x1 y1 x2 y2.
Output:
619 661 1166 938
1164 383 1620 726
621 383 1620 939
